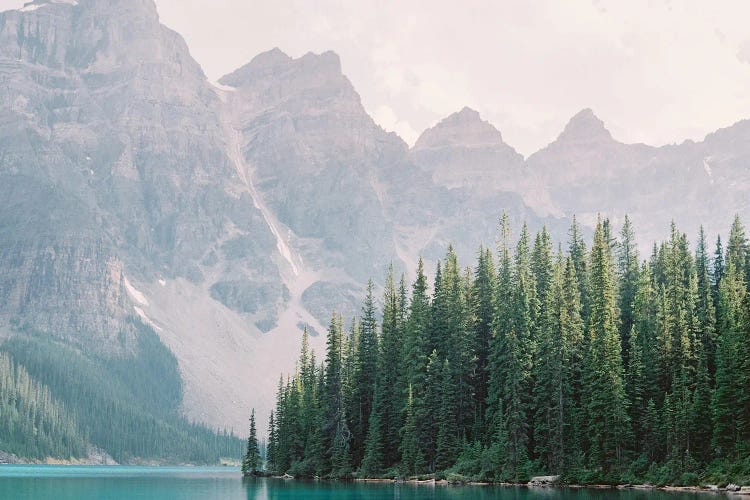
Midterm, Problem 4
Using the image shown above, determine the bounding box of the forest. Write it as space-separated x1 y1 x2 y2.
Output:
0 320 243 463
251 214 750 486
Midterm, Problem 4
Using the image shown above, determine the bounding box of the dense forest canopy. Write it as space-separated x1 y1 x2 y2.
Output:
258 214 750 486
0 322 243 463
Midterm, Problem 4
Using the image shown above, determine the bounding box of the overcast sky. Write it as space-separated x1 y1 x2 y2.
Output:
3 0 750 155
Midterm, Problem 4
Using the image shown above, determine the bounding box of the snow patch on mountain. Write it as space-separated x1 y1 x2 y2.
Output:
123 275 149 307
703 157 714 184
226 128 300 276
19 0 77 11
133 306 162 333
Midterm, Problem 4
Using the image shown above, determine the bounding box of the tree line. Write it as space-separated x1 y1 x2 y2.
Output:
1 322 243 463
257 214 750 485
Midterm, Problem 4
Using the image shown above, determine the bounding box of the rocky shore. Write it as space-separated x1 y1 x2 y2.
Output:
249 473 750 495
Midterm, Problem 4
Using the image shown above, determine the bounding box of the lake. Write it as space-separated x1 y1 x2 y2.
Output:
0 465 710 499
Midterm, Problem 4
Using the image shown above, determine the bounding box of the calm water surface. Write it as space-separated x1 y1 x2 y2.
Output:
0 465 711 500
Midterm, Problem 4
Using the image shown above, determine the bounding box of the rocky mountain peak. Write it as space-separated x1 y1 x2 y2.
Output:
413 106 507 150
219 48 345 91
557 108 612 143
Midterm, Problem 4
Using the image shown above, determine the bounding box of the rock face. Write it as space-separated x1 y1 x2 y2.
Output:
1 0 748 438
529 475 561 485
0 0 287 430
412 106 524 195
525 108 750 245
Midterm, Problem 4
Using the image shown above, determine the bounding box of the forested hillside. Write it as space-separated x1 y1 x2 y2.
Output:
263 214 750 486
0 321 243 463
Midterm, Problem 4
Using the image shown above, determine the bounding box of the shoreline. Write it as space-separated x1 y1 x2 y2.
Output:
0 451 239 468
249 474 749 495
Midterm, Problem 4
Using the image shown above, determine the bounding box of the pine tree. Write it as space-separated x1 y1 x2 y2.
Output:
242 409 261 475
323 314 352 477
470 247 496 438
266 411 277 473
399 384 424 476
533 250 565 471
377 267 406 466
421 350 442 471
486 213 513 443
692 227 717 463
695 227 718 377
712 258 749 457
360 392 385 476
584 219 630 473
353 282 378 465
726 215 748 283
712 235 725 310
435 359 458 472
569 215 591 324
402 258 431 471
617 215 640 369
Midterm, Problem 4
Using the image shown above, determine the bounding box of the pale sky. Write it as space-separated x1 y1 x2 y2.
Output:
3 0 750 155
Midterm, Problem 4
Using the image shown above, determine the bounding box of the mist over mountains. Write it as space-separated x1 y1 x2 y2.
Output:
0 0 747 453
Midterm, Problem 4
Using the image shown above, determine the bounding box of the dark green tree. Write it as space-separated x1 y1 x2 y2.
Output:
242 410 261 475
584 219 630 473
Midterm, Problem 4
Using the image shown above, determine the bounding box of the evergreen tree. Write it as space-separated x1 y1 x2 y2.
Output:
486 213 512 437
323 314 352 477
399 384 424 476
470 247 496 438
435 359 458 471
421 350 442 471
726 215 749 283
569 215 591 324
584 219 630 473
242 410 261 475
617 215 640 369
352 282 378 465
360 393 385 476
378 267 407 466
712 258 749 457
266 411 277 473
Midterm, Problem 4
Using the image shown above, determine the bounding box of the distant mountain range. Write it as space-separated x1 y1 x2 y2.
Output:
0 0 747 457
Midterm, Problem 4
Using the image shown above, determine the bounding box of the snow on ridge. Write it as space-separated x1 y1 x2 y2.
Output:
703 157 714 185
227 128 299 276
212 82 236 93
123 275 149 306
19 0 77 12
133 306 163 332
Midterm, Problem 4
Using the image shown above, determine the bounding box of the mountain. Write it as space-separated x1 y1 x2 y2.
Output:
0 0 282 459
526 108 750 245
0 0 748 462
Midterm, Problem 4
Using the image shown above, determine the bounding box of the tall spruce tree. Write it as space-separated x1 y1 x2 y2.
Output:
712 257 749 457
584 219 630 473
471 247 496 438
353 282 378 465
399 384 424 476
266 410 277 473
378 267 407 465
242 410 261 475
323 314 352 477
617 215 640 369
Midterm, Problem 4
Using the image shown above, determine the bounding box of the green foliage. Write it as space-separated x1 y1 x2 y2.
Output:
1 322 242 464
242 410 261 475
0 352 86 459
260 214 750 486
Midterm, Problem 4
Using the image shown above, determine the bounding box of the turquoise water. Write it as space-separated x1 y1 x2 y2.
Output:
0 466 707 499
